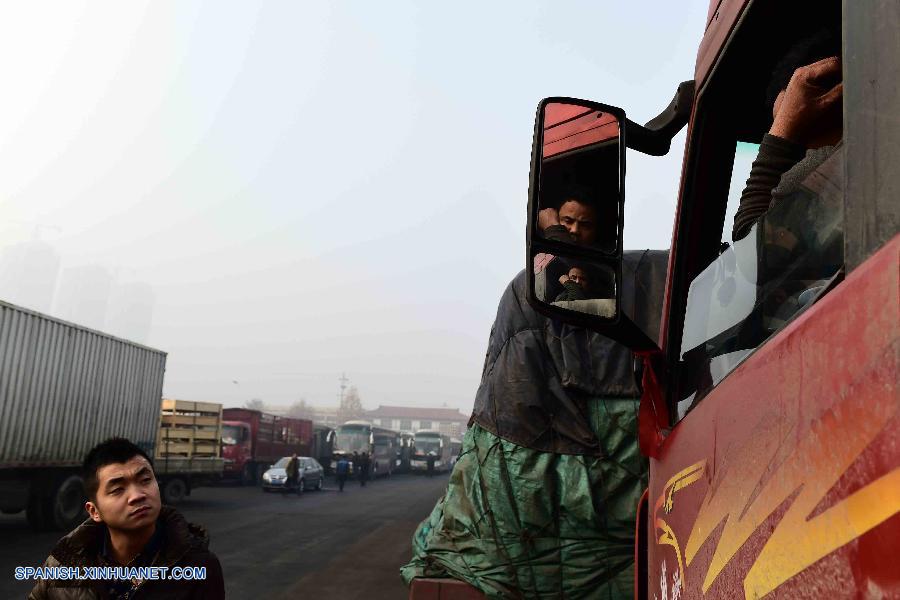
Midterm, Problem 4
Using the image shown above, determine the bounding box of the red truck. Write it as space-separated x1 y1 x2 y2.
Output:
221 408 313 485
411 0 898 597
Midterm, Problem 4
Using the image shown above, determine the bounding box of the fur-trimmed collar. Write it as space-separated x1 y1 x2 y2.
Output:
49 506 209 569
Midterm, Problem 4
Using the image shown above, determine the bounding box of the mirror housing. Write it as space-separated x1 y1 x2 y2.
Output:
526 95 685 350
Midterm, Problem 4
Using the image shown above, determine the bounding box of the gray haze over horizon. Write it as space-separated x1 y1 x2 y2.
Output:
0 1 709 415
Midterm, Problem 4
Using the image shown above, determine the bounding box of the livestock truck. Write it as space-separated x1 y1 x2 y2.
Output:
410 0 898 597
220 408 313 484
0 300 224 531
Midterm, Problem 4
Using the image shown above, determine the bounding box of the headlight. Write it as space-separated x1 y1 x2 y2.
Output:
262 472 271 482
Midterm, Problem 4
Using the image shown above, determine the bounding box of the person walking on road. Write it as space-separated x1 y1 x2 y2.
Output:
336 456 350 492
359 452 370 487
426 452 436 478
285 453 300 495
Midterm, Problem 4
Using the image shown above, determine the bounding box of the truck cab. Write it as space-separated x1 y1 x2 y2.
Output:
524 0 898 597
221 420 253 482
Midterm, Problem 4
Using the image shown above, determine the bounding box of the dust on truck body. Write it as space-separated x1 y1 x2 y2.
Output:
410 0 898 597
220 408 313 484
0 300 222 531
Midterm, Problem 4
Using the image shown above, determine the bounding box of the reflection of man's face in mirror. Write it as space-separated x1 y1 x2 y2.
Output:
567 267 587 287
558 200 597 244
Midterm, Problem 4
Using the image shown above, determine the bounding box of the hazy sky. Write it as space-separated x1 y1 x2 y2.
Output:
0 1 710 414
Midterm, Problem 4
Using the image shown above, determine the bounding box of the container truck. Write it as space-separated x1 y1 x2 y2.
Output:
0 300 224 531
220 408 313 484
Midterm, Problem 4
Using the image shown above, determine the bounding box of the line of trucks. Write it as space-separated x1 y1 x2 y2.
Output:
0 299 323 531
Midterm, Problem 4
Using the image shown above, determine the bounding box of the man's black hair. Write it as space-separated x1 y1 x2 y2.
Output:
83 437 155 500
554 184 598 212
766 28 841 112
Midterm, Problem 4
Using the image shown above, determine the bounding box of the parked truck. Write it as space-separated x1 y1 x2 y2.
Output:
0 301 224 531
220 408 312 484
410 0 898 597
155 398 226 504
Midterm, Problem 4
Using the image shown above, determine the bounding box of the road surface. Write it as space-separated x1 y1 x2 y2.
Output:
0 473 447 599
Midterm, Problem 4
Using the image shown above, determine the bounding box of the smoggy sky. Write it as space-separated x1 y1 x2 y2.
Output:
0 1 710 414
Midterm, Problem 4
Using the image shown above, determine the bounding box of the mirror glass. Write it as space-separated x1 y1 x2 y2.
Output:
532 249 617 318
537 102 621 254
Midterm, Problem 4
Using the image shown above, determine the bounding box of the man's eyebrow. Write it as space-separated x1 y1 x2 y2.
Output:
103 466 152 488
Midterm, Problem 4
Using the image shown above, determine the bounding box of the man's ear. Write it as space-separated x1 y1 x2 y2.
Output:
85 500 103 523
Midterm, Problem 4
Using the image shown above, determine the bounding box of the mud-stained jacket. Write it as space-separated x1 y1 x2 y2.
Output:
471 250 669 455
28 506 225 600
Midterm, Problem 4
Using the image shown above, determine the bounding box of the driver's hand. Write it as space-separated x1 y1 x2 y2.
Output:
770 56 842 147
559 274 570 285
538 208 560 231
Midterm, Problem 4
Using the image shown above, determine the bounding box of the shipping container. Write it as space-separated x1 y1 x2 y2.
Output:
0 301 223 531
0 300 165 468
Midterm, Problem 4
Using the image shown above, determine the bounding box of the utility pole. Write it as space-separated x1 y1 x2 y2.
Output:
339 373 349 405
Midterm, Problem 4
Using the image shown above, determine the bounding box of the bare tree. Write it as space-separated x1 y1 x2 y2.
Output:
287 398 314 420
245 398 266 411
338 386 364 423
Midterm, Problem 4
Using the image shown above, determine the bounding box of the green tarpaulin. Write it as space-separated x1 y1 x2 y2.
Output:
401 398 646 599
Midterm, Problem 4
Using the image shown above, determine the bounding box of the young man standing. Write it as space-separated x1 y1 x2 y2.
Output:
28 437 225 600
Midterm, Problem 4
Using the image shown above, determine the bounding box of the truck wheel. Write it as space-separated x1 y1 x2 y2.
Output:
49 474 87 531
162 478 188 504
240 464 255 486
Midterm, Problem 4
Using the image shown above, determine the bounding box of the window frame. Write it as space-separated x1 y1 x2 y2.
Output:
663 1 847 423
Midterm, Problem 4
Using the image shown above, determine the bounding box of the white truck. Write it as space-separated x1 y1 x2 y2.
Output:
0 300 223 531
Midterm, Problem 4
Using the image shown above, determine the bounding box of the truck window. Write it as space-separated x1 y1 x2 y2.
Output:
677 147 843 418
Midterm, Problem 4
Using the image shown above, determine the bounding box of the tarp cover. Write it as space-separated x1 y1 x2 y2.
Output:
402 251 668 599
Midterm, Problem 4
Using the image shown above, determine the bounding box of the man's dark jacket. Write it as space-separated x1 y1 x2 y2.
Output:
471 250 669 455
28 506 225 600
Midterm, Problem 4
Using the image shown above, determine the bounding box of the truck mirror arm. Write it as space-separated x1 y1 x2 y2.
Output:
625 80 695 156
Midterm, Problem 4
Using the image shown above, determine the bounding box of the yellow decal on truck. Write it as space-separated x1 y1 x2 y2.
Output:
684 389 899 597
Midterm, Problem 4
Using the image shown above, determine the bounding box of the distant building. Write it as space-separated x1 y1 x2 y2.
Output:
365 405 469 437
266 404 340 428
54 265 113 331
0 240 60 313
107 281 155 344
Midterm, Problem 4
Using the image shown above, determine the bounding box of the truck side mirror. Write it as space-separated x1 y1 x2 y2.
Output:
526 97 666 351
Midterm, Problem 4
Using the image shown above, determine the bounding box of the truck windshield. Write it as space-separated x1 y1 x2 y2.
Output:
221 425 244 445
679 147 844 416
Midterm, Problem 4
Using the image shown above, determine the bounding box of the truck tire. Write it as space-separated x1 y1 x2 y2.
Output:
49 474 87 531
161 477 188 504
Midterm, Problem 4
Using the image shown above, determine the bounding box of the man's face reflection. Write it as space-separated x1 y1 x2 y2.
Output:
558 200 597 245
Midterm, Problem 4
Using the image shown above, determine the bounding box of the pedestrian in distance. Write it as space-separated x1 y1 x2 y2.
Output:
426 452 436 478
285 453 300 496
335 456 350 492
359 452 370 487
28 437 224 600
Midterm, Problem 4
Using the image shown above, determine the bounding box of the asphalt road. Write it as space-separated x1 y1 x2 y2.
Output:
0 473 448 599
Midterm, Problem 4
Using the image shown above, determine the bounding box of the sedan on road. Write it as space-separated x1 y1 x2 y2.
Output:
262 457 325 493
